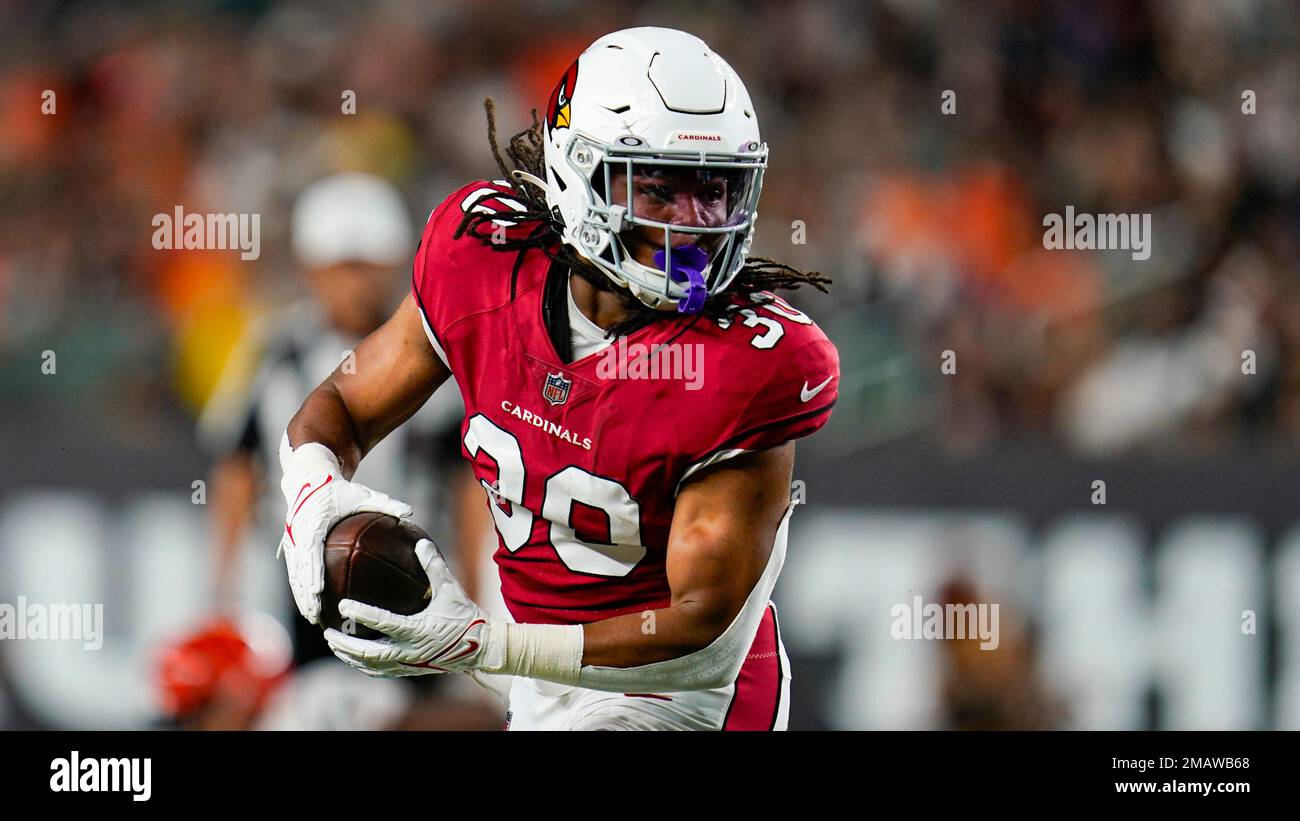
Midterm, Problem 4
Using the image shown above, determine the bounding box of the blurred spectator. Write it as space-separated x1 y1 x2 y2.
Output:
935 577 1064 730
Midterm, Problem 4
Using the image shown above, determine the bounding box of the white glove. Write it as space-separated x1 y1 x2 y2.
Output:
323 538 504 677
276 434 413 625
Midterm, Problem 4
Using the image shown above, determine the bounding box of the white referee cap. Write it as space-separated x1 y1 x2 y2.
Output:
292 173 413 269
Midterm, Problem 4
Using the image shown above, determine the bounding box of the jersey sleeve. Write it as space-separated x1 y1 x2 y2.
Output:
411 180 528 371
679 322 840 485
726 334 839 450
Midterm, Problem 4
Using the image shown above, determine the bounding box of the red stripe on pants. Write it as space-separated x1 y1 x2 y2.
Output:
723 604 781 731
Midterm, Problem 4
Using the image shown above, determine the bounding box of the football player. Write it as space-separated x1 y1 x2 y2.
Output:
276 27 839 730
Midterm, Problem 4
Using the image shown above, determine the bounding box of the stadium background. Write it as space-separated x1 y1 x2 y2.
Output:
1 0 1298 729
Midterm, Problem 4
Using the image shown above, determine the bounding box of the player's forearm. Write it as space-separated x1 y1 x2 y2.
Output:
483 599 748 694
483 513 785 694
285 295 451 478
579 600 729 668
285 381 367 478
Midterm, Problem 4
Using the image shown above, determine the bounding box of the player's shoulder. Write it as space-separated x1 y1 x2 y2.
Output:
696 291 838 370
417 178 537 256
413 179 538 334
672 290 839 465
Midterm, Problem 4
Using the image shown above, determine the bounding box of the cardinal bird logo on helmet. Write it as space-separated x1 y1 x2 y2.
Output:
546 60 579 135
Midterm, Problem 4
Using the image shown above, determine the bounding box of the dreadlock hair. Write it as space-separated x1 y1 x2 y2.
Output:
455 99 832 338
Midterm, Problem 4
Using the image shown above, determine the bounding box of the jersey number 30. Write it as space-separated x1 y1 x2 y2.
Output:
463 414 645 577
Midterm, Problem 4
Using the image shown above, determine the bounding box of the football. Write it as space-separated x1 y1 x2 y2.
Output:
320 512 432 639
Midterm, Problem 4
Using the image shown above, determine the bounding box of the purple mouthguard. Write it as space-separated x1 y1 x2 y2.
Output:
654 245 709 314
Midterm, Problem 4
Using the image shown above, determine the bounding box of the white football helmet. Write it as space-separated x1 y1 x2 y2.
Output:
538 27 766 313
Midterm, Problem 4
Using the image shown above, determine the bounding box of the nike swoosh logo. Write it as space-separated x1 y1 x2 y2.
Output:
284 475 332 547
440 639 480 665
405 619 486 671
800 375 833 403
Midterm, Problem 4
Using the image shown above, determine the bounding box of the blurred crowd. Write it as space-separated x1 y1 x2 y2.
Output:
0 0 1296 459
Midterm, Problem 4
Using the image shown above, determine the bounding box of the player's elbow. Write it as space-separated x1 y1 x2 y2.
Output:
673 621 748 692
675 592 739 650
668 598 747 690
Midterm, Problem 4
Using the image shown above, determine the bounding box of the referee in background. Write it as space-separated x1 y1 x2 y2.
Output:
197 173 496 666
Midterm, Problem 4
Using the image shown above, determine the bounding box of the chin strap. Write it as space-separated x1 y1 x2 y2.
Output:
654 246 709 314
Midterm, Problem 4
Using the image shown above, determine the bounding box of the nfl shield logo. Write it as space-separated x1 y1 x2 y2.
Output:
542 371 571 406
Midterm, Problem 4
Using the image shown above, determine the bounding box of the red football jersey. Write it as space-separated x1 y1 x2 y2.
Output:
413 180 839 626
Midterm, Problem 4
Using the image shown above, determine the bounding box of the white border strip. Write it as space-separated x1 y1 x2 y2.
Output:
418 307 451 369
